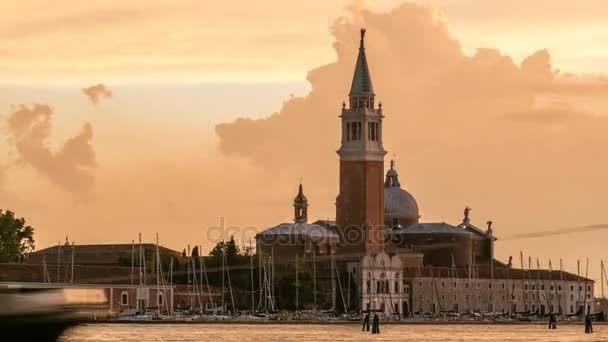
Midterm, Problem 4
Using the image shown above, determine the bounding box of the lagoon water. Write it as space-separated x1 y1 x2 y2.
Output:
60 323 608 341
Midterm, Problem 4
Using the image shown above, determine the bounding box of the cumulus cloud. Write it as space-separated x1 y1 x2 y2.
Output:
82 84 112 104
6 104 96 196
215 2 608 228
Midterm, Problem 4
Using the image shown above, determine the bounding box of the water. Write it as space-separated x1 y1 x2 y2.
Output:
60 323 608 341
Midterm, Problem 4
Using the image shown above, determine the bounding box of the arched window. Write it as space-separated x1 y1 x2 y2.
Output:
120 291 129 306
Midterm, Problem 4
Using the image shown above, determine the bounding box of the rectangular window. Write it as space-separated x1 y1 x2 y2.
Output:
346 122 351 141
351 122 357 141
372 122 376 140
357 122 362 140
395 281 399 293
121 292 129 305
372 122 378 141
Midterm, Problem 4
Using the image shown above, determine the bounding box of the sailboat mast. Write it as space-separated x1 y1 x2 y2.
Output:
601 260 605 299
519 251 525 312
577 259 581 313
139 233 143 287
250 239 254 315
313 248 317 308
583 258 589 315
225 245 236 314
221 241 225 314
131 239 135 285
57 241 61 283
257 240 262 310
70 241 75 284
156 233 160 315
271 247 275 310
200 246 215 310
295 253 299 315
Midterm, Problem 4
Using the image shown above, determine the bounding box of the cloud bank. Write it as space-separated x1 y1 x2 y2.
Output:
7 104 96 197
216 2 608 226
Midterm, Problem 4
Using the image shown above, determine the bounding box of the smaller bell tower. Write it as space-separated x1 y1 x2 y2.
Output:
294 182 308 223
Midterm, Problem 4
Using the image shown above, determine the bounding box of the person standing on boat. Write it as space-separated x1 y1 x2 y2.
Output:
362 313 370 331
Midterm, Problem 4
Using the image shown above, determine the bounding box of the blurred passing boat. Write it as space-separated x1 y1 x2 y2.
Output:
0 285 107 341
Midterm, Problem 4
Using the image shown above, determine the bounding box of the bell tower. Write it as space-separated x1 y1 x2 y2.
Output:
294 182 308 224
336 28 386 255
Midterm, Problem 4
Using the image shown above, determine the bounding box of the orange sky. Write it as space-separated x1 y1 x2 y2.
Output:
2 0 608 82
2 1 608 279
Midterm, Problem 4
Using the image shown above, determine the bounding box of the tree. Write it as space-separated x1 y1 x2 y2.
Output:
209 236 241 264
0 209 35 263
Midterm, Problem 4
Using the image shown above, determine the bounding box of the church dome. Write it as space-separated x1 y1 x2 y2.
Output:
384 161 419 227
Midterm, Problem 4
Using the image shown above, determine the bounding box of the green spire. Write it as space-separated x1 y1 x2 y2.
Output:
349 28 374 95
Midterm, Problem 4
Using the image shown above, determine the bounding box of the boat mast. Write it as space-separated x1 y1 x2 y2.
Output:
583 258 589 315
295 253 299 315
131 239 135 285
70 241 75 284
271 247 276 310
467 259 472 313
313 247 317 309
156 233 160 316
187 244 191 309
257 240 263 310
519 251 525 313
221 241 225 314
250 239 254 315
192 253 204 315
601 260 605 299
142 242 148 314
577 259 581 314
200 246 215 311
225 245 236 314
57 240 61 283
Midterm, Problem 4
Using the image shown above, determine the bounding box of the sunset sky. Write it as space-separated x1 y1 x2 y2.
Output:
2 0 608 277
